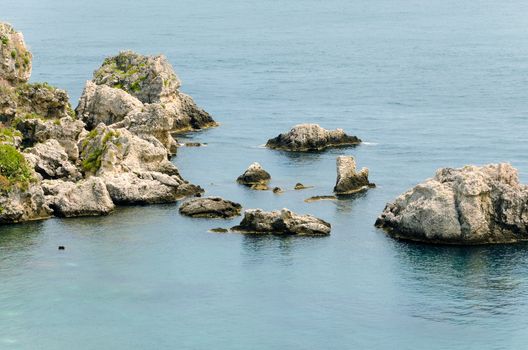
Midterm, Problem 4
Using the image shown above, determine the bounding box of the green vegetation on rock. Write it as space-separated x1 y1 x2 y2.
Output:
0 144 32 191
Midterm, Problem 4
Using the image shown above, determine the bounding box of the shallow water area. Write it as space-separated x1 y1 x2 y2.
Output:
2 0 528 349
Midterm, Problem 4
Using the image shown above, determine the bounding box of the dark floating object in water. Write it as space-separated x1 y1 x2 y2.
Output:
58 246 65 250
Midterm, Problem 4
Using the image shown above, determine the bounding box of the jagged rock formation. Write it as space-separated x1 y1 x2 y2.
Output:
334 156 374 194
0 23 205 224
42 178 114 217
237 162 271 186
375 163 528 244
179 197 242 218
24 139 81 180
232 208 331 236
16 117 85 159
78 124 202 204
0 23 31 86
76 51 217 152
266 124 361 152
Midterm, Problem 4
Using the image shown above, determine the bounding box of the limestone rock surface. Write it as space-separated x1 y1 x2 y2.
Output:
237 162 271 185
232 208 331 236
179 197 242 218
266 124 361 152
0 22 32 86
334 156 374 194
375 163 528 244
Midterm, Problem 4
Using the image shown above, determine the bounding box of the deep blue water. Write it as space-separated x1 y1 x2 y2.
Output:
2 0 528 349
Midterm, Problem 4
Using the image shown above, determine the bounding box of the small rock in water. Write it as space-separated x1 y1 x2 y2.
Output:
58 246 65 250
237 162 271 187
210 227 229 233
251 184 269 191
179 197 242 218
266 124 361 152
294 183 311 190
333 156 375 195
272 187 283 194
232 208 331 236
184 142 204 147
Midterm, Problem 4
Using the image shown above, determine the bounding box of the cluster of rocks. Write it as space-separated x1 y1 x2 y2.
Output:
0 23 211 223
76 51 217 154
4 22 522 245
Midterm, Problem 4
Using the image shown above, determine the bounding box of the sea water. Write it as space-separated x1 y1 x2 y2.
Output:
2 0 528 348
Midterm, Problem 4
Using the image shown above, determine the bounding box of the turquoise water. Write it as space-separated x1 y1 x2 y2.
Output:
2 0 528 348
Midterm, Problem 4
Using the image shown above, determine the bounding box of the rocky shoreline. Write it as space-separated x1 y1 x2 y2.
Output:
1 22 527 245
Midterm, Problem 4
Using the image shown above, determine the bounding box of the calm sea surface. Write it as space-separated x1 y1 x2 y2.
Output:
2 0 528 349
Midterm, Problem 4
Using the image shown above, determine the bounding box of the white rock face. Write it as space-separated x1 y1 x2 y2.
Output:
334 156 373 194
0 22 32 86
78 124 202 204
42 177 114 217
375 163 528 244
236 162 271 185
0 183 51 223
16 117 86 160
233 208 331 236
266 124 361 151
75 51 216 152
24 139 81 180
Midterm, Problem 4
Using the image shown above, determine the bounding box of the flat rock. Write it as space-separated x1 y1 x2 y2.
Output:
237 162 271 185
334 156 374 194
266 124 361 152
375 163 528 244
179 197 242 218
232 208 331 236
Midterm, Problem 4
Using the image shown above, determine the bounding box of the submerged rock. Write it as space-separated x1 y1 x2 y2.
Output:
76 51 216 152
294 182 312 190
334 156 374 194
304 195 337 203
42 177 114 217
179 197 242 218
237 162 271 186
0 22 32 87
266 124 361 152
232 208 331 236
375 163 528 244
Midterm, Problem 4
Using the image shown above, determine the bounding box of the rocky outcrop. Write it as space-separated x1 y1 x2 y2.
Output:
266 124 361 152
0 23 31 87
76 51 216 152
15 117 85 159
232 208 331 236
24 139 81 180
0 183 51 223
375 163 528 244
78 124 202 204
179 197 242 218
1 83 75 125
334 156 374 194
237 162 271 186
42 177 114 217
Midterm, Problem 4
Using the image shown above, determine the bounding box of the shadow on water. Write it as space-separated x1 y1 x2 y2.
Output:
392 240 528 323
241 234 328 265
0 221 45 256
